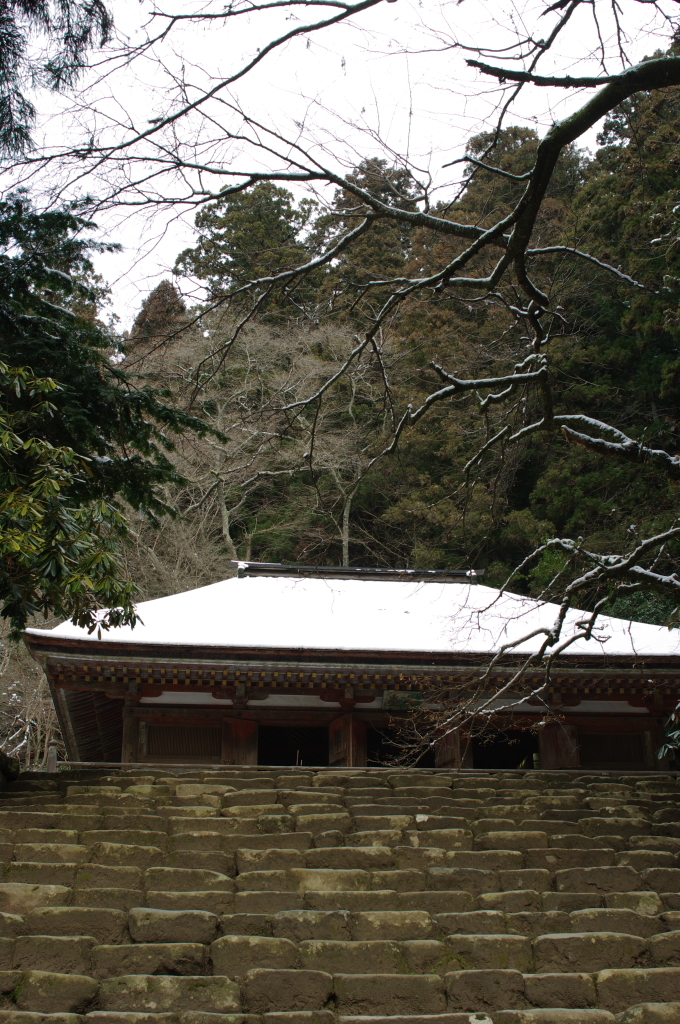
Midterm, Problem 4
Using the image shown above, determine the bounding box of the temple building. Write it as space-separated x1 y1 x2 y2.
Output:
24 562 680 771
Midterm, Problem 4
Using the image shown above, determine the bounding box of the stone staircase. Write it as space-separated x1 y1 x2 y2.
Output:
1 767 680 1024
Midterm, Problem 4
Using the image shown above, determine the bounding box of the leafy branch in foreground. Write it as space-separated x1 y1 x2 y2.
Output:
0 361 136 637
0 192 216 633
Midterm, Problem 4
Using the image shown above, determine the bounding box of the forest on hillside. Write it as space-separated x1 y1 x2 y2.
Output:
1 0 679 763
123 107 680 625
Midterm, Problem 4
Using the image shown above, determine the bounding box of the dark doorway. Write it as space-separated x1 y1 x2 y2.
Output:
472 729 539 770
258 726 329 766
367 726 435 768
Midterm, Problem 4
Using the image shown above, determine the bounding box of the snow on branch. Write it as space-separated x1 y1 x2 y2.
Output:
526 246 650 290
560 422 680 478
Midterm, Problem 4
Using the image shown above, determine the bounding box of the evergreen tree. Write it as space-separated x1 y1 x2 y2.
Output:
0 0 111 156
129 280 187 351
310 158 421 319
519 82 680 614
174 183 318 316
0 192 210 634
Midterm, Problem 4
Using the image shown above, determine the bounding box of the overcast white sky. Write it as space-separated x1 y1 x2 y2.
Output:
21 0 679 328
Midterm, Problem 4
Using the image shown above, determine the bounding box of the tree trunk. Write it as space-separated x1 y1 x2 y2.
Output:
341 491 351 566
216 478 239 560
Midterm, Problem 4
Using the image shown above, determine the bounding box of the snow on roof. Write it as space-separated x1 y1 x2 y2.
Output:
26 575 680 659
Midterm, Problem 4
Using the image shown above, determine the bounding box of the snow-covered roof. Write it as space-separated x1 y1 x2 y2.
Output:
26 575 680 659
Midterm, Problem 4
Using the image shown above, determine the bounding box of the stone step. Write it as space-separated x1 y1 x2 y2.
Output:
3 927 680 975
3 882 680 917
9 902 680 941
0 809 672 841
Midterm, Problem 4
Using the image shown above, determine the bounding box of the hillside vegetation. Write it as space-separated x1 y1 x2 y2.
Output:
123 93 680 629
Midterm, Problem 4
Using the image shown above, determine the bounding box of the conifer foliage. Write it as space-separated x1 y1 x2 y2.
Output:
141 100 680 626
0 194 210 635
0 0 111 156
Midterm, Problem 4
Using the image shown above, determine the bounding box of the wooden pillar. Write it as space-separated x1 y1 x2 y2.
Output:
434 729 460 769
50 684 80 762
329 714 367 767
351 718 367 767
222 718 258 765
539 722 579 769
459 732 474 768
652 725 668 771
121 701 140 763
